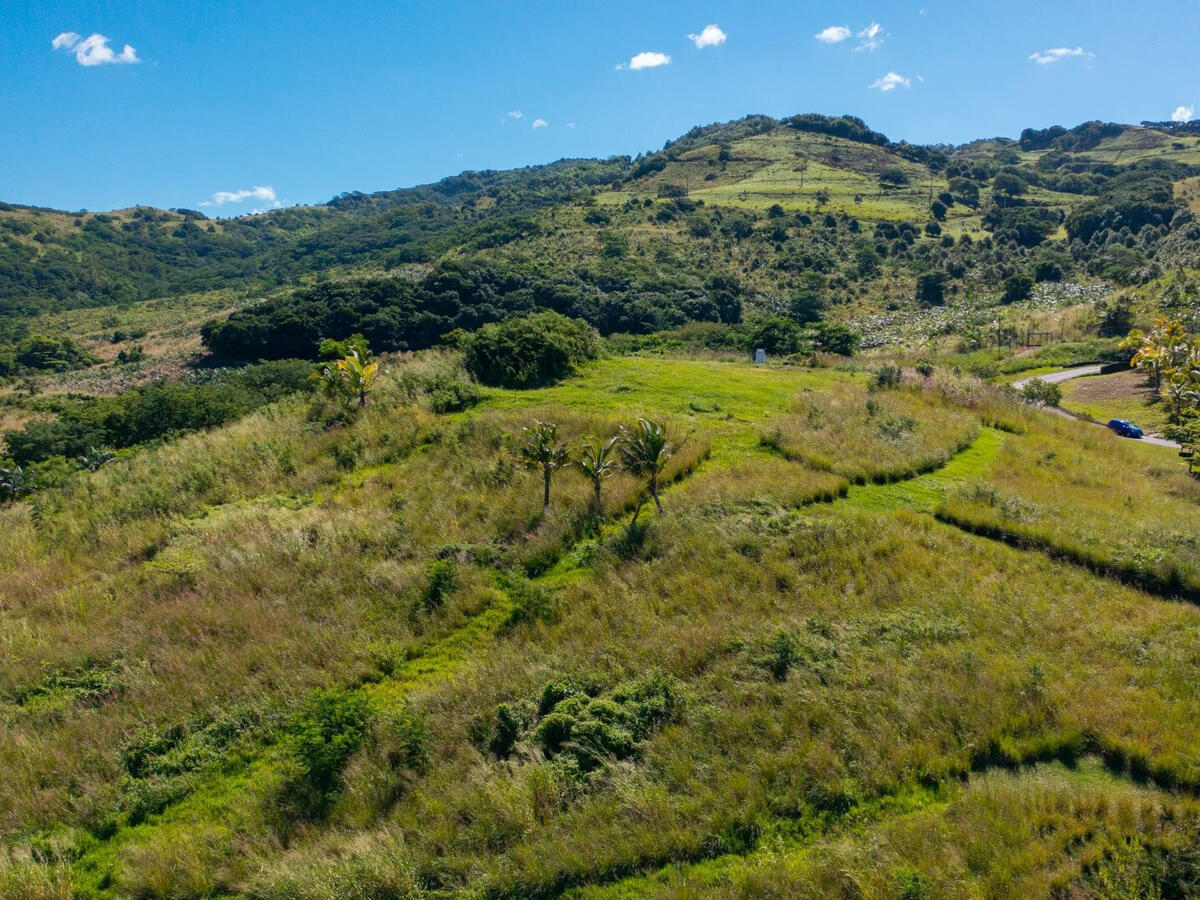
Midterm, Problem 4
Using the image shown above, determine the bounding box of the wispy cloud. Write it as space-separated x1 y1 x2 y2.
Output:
854 23 885 52
870 72 911 92
1028 46 1093 65
506 110 523 120
688 24 726 49
814 25 852 43
1171 105 1195 123
616 51 671 71
531 118 548 130
199 186 279 208
565 122 576 129
52 31 139 66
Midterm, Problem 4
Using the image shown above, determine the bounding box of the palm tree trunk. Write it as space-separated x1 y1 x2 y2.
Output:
651 479 663 515
593 481 602 511
543 466 551 507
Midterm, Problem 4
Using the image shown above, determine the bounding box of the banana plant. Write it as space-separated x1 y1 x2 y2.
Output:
337 350 379 407
312 349 379 406
0 466 29 503
76 447 115 472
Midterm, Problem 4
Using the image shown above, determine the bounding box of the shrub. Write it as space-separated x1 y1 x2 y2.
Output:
742 316 803 355
285 690 371 819
812 321 860 356
426 376 483 413
1019 379 1062 407
420 559 456 613
3 359 314 465
872 365 903 390
12 335 94 371
461 312 599 388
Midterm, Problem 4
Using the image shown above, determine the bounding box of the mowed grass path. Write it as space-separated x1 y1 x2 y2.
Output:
845 426 1007 513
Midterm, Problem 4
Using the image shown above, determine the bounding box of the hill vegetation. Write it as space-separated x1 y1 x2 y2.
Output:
2 355 1200 898
1 112 1200 898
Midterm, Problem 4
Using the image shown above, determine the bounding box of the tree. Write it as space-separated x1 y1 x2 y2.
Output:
1001 274 1034 304
992 172 1027 203
516 420 570 507
617 418 672 524
1123 318 1190 388
948 177 980 208
576 435 618 511
916 272 946 305
812 322 860 356
743 316 803 355
337 350 379 407
879 167 910 190
930 200 947 221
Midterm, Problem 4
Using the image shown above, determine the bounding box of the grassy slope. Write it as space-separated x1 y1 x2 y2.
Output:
2 354 1200 897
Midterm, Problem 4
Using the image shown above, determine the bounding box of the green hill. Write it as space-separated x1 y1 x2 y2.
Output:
2 114 1200 897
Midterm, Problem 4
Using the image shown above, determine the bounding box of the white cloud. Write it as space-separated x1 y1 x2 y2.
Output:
531 118 548 129
1028 46 1093 65
52 31 139 66
618 51 671 71
565 122 576 129
199 186 278 207
507 110 523 119
870 72 911 92
814 25 852 43
854 22 885 52
1171 105 1195 123
688 24 726 49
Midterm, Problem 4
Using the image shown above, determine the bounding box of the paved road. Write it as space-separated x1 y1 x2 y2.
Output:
1012 365 1182 450
1012 365 1103 389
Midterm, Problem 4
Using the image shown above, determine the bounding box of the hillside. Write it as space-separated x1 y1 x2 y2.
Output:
3 353 1200 897
2 113 1200 898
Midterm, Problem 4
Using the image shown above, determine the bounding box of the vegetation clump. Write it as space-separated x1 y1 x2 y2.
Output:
462 311 598 388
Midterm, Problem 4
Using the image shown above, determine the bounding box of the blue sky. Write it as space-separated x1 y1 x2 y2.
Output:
2 0 1197 212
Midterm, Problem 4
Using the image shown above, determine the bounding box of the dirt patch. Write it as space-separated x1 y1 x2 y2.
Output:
1068 370 1157 405
1061 369 1170 432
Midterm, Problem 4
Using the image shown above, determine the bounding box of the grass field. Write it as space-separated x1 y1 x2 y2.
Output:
2 353 1200 898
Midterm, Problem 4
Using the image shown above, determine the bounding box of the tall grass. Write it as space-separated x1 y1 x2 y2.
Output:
4 353 1200 898
760 381 980 483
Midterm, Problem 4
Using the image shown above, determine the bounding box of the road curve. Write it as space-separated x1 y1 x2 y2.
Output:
1011 364 1103 390
1011 366 1182 450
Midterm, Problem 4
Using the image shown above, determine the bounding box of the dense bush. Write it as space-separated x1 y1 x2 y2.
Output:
0 335 95 376
3 359 312 465
461 311 599 388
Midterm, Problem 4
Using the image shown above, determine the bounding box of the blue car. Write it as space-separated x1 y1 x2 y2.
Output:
1107 418 1144 439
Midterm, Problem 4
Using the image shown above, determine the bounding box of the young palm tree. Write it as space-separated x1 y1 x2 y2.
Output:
576 435 618 512
617 418 672 524
516 420 570 507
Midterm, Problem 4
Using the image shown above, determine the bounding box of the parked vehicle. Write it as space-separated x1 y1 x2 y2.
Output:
1107 418 1144 439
